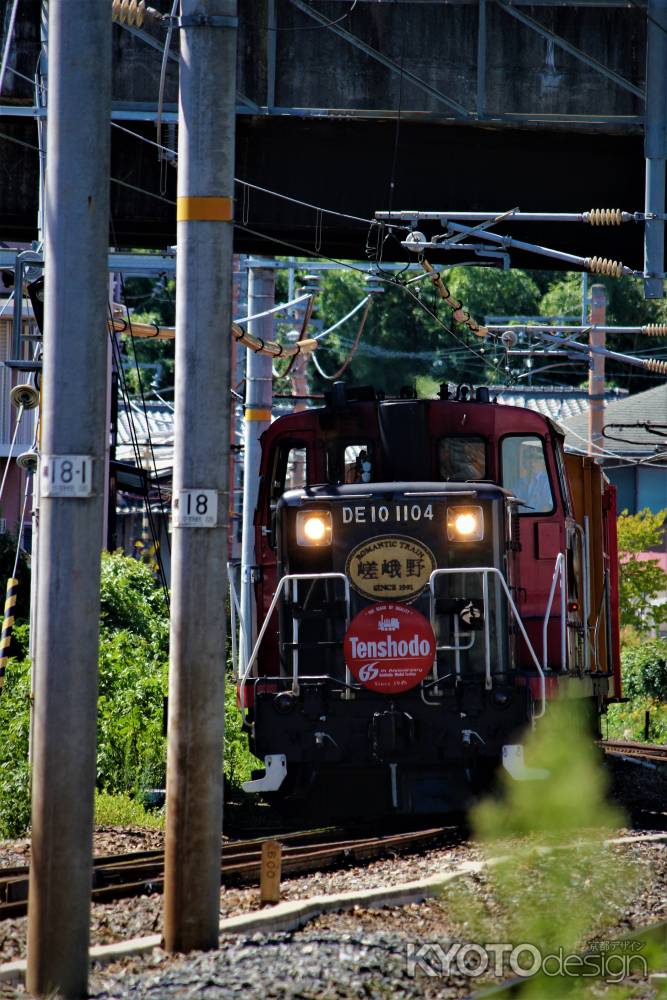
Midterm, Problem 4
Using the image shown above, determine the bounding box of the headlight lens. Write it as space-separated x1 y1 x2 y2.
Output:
296 510 332 546
447 505 484 542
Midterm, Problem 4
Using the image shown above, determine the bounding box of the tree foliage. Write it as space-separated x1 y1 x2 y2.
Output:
308 266 542 394
119 263 667 398
0 554 256 837
118 274 176 394
621 637 667 700
617 507 667 633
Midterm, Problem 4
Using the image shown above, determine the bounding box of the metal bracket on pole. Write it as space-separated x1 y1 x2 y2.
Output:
11 251 43 361
171 13 238 27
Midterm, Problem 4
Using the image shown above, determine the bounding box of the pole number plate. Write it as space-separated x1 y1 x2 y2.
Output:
173 489 218 528
41 455 93 498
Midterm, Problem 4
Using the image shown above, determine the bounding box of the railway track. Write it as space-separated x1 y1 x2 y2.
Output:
0 826 459 921
601 739 667 765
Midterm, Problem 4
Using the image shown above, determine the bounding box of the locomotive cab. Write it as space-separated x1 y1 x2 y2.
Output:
236 386 621 816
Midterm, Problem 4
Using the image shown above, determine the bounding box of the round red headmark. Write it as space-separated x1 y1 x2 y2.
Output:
344 601 436 694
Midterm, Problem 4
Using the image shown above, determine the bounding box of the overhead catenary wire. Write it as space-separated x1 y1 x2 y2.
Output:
156 0 179 195
314 294 371 340
0 0 20 97
233 221 512 383
232 322 317 359
0 129 177 207
311 296 373 380
275 292 317 378
272 0 358 31
5 104 660 383
106 121 379 227
0 406 26 506
120 277 173 558
12 472 31 581
108 302 170 606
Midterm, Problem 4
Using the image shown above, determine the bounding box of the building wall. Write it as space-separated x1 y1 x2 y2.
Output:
606 464 667 516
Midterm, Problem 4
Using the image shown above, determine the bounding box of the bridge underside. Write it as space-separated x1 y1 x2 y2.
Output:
0 116 645 269
0 0 656 271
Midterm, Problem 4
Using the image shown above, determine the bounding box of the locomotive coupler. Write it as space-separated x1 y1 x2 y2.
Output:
369 704 416 760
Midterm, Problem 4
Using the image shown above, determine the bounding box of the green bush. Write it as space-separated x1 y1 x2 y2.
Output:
606 696 667 743
0 648 31 838
0 554 257 837
621 637 667 700
96 627 167 794
94 790 164 829
100 552 169 651
224 673 256 790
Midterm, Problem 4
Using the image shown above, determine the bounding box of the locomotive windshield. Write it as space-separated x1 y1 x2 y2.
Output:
501 435 554 513
438 435 486 481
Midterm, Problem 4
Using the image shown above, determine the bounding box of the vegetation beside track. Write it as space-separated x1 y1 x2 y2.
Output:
0 552 257 838
606 636 667 743
440 703 649 997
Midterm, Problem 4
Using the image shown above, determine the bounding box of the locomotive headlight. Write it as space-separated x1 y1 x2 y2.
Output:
296 510 332 546
447 506 484 542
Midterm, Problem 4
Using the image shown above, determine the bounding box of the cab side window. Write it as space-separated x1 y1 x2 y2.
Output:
344 443 373 483
501 436 554 514
439 436 486 481
327 441 374 483
270 443 307 504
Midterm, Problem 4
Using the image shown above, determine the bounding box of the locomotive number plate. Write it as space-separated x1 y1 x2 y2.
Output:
341 503 433 525
345 534 436 602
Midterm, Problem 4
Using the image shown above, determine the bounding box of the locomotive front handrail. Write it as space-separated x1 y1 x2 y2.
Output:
239 572 351 722
428 567 546 719
543 552 566 675
227 560 245 681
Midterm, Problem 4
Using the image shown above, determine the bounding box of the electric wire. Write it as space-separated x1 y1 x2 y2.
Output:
119 276 173 566
0 129 177 206
235 291 312 325
311 295 372 380
314 294 371 339
156 0 179 195
273 0 359 31
2 123 382 228
0 0 20 97
235 177 374 227
233 221 510 382
0 289 15 319
12 473 31 581
0 407 25 505
112 120 173 154
561 423 637 463
108 302 170 606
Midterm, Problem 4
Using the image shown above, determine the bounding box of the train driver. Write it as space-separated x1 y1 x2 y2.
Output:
519 444 552 511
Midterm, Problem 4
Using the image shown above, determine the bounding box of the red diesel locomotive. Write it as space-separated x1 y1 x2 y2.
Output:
238 383 621 815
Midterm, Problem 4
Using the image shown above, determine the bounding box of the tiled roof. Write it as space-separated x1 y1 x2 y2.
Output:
116 401 174 471
493 385 626 424
558 382 667 456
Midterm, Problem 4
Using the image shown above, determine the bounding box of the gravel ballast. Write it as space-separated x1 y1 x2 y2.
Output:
0 829 665 998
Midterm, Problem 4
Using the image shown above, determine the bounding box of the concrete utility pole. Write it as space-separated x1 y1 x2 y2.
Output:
644 0 667 298
588 284 606 459
163 0 238 953
26 3 111 997
239 261 274 671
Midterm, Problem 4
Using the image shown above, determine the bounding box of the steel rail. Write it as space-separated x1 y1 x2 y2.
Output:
600 738 667 763
0 826 457 920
